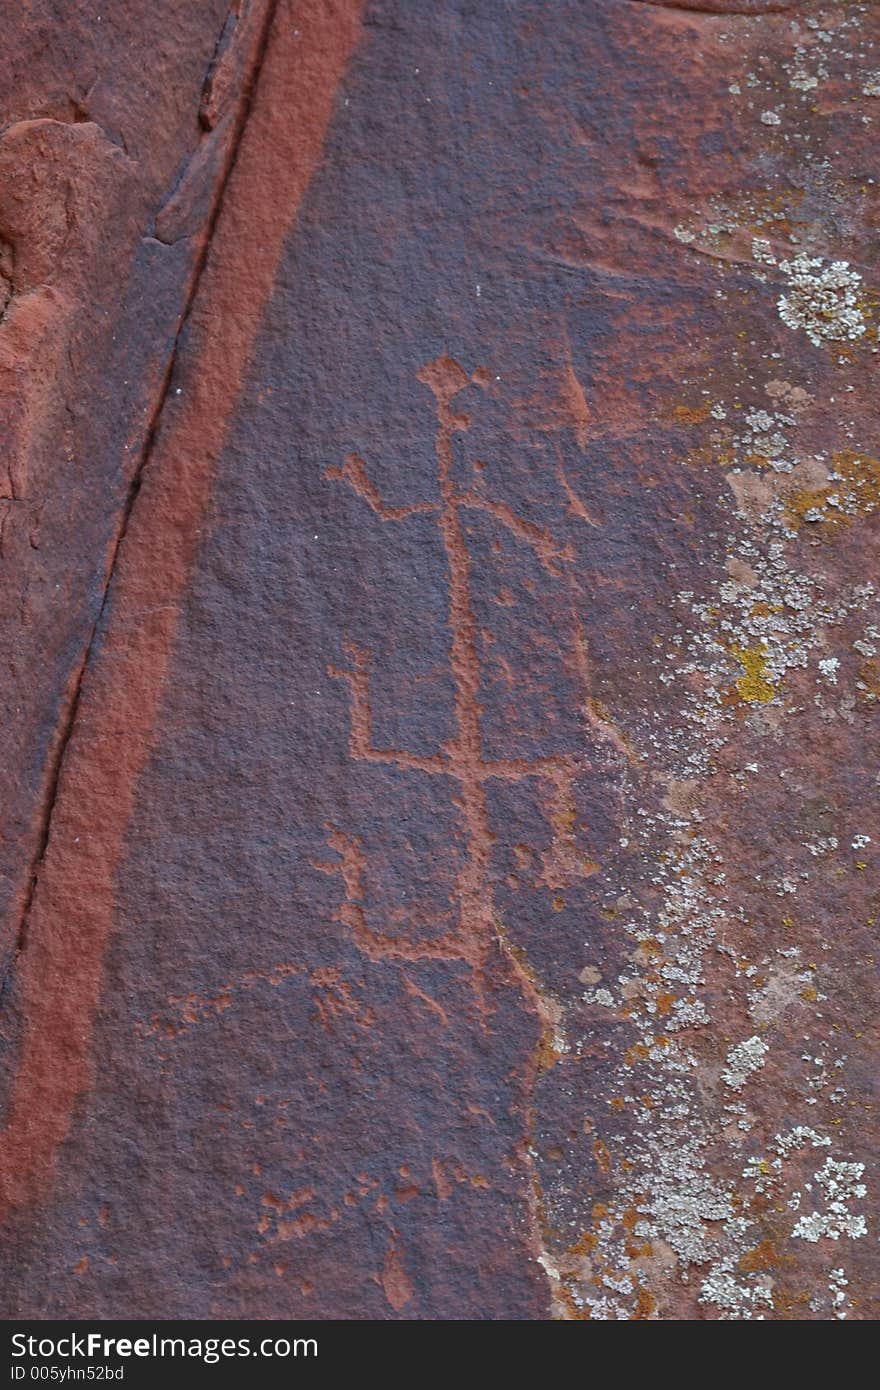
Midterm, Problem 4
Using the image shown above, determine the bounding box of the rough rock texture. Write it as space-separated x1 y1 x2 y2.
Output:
0 0 877 1319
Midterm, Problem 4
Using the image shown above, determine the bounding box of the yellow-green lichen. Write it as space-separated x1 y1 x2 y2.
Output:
732 645 776 703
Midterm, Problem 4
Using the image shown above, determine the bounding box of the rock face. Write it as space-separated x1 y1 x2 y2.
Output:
0 0 877 1320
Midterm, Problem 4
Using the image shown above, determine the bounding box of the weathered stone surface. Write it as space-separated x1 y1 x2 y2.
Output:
0 0 275 981
0 0 877 1319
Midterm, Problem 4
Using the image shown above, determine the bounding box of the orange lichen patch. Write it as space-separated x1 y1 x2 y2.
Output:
558 1287 591 1320
800 986 818 1003
569 1230 598 1254
743 449 783 470
593 1139 611 1174
624 1042 650 1065
635 937 663 960
857 657 880 703
655 991 675 1017
785 451 880 529
772 1287 813 1318
784 485 831 527
669 402 712 426
737 1239 779 1275
680 444 730 469
631 1287 657 1320
732 645 776 704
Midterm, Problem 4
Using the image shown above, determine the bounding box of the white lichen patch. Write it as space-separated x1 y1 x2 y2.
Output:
550 391 878 1317
792 1158 868 1243
546 13 880 1313
751 238 777 267
786 44 828 94
777 256 867 348
723 1035 769 1090
582 986 615 1008
818 657 839 684
829 1267 850 1320
699 1264 773 1315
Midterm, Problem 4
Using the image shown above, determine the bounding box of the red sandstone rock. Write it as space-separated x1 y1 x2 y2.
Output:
0 0 877 1320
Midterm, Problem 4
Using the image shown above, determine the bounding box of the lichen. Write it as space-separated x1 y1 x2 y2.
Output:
777 255 867 348
723 1035 770 1090
732 645 776 704
785 451 880 530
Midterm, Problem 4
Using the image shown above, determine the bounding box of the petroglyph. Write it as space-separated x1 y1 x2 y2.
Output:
323 356 595 1001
